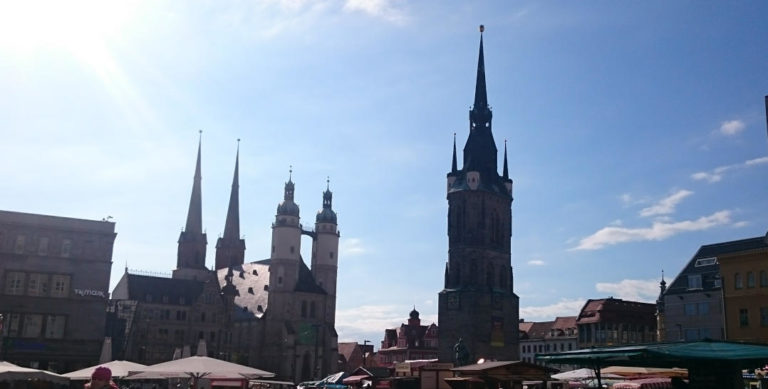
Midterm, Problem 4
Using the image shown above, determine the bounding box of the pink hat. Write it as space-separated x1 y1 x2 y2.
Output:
92 366 112 381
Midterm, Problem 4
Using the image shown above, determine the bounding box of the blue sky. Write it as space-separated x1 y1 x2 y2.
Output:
1 1 767 348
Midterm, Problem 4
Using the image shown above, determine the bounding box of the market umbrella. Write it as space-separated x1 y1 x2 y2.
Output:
0 361 69 384
127 356 275 380
63 360 148 380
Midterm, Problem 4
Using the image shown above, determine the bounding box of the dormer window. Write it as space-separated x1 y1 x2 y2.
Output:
695 257 717 267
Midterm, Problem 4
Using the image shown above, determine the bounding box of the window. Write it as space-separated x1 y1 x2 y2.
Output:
761 271 768 287
5 272 25 295
698 302 709 315
695 257 717 267
51 275 70 297
301 301 307 318
329 251 334 259
739 309 749 327
290 246 295 254
687 274 702 289
14 235 26 254
60 239 72 257
684 303 697 316
735 273 743 289
44 315 65 339
310 301 316 318
761 307 768 327
747 272 755 288
22 314 43 338
4 313 20 336
38 237 49 255
27 273 48 296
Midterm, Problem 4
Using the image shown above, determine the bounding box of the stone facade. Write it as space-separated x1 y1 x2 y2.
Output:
0 210 116 372
438 30 519 364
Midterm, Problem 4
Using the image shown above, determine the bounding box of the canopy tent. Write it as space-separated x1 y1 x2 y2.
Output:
63 360 147 380
537 340 768 389
551 368 622 381
127 356 275 380
612 377 673 389
0 361 68 384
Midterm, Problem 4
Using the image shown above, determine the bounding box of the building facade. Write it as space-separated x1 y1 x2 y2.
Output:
576 298 656 348
518 317 577 365
0 210 116 372
717 234 768 344
378 308 438 367
438 27 520 364
109 141 339 382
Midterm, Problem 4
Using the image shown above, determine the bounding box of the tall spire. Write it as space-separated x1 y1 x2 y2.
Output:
223 140 240 240
451 133 458 173
473 25 488 111
502 139 509 179
184 131 203 235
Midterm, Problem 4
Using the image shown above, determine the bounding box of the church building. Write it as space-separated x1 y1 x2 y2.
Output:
109 138 339 382
437 27 520 363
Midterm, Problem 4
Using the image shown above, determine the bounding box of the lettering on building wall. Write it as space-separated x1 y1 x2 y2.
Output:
74 289 106 298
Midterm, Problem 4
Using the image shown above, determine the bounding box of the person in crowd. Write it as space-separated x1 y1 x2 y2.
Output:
86 366 119 389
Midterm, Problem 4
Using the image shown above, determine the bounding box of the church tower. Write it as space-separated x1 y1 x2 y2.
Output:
215 142 246 270
438 26 520 363
268 169 303 295
311 179 340 324
173 135 210 280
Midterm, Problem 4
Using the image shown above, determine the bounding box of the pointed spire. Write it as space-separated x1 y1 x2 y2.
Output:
223 140 240 240
502 139 509 179
184 131 203 235
451 133 458 173
284 166 295 201
473 25 488 112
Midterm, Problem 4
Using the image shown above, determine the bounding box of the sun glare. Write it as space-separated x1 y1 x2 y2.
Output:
0 0 138 70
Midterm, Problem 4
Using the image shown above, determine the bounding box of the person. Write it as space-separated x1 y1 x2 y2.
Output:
86 366 119 389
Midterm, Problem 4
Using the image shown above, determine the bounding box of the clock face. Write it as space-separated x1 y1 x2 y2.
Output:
447 293 459 309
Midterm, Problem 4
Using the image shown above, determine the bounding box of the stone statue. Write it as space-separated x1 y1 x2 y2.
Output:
454 338 470 366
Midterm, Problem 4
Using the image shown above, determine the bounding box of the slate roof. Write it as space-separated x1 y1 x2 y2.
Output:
666 236 768 295
216 261 271 320
215 256 326 321
111 272 207 305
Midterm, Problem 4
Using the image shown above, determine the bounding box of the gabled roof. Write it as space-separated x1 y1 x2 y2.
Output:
526 321 554 340
111 273 207 305
552 316 577 331
576 298 655 325
666 236 767 295
338 342 360 361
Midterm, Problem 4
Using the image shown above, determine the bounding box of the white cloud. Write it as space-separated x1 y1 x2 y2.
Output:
595 279 660 302
573 210 732 250
639 190 693 217
691 156 768 183
343 0 407 24
520 299 585 322
719 120 745 136
335 304 437 343
340 237 367 256
527 260 545 266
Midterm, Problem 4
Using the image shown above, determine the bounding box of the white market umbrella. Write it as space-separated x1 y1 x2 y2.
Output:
99 337 113 364
196 339 208 357
63 360 147 380
0 361 68 384
127 356 275 380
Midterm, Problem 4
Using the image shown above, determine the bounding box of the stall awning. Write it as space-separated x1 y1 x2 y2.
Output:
343 375 370 384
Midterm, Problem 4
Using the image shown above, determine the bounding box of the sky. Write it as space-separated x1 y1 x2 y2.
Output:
1 1 767 349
